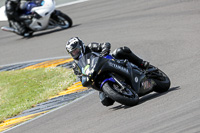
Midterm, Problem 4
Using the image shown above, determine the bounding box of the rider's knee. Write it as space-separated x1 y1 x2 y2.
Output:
99 91 115 106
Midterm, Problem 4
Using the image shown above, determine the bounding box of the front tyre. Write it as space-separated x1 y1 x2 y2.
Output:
102 82 139 106
57 11 73 28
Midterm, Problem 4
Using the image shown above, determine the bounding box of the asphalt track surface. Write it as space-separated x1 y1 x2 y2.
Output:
1 0 200 132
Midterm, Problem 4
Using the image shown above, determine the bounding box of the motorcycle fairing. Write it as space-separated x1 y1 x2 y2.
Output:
78 52 156 95
26 0 55 31
100 77 116 89
98 57 156 95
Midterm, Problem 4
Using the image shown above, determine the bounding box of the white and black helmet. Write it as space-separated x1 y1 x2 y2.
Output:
66 37 85 59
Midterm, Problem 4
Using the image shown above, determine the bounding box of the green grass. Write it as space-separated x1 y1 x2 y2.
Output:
0 67 76 123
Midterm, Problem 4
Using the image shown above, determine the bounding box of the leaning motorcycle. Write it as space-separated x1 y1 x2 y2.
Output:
1 0 72 37
77 52 171 106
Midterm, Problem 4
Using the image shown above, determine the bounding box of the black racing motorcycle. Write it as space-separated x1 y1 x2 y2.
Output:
77 52 171 106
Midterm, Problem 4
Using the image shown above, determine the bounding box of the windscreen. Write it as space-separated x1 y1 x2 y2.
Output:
77 53 99 74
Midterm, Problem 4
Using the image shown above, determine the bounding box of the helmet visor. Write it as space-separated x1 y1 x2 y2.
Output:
70 47 81 59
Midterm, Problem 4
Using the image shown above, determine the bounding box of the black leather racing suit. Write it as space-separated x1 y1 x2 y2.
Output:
73 42 144 68
72 42 146 106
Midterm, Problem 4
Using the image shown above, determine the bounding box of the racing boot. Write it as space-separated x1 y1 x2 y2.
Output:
10 21 26 35
140 61 150 70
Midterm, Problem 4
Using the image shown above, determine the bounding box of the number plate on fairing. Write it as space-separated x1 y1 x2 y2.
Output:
144 79 156 89
138 79 156 96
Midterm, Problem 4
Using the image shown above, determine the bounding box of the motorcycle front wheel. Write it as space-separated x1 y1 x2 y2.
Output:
57 11 73 28
102 82 139 106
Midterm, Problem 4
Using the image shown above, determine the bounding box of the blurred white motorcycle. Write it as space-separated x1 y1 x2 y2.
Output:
1 0 73 37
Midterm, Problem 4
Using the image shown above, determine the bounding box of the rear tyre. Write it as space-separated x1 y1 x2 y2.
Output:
150 66 171 93
102 82 139 106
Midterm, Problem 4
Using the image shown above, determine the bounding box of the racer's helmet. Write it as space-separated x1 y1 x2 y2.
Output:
6 0 20 11
66 37 85 60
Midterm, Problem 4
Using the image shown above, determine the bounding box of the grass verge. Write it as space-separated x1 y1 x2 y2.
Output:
0 67 76 123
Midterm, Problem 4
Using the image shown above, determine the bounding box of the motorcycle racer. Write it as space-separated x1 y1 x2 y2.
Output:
5 0 42 36
65 37 150 106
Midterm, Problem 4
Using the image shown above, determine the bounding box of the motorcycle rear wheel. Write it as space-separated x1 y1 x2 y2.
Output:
102 82 139 106
151 67 171 93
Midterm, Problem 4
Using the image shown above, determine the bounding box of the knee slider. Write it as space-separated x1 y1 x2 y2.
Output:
99 92 115 106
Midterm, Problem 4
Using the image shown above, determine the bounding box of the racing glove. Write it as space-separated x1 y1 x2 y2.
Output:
88 42 101 52
72 62 81 76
